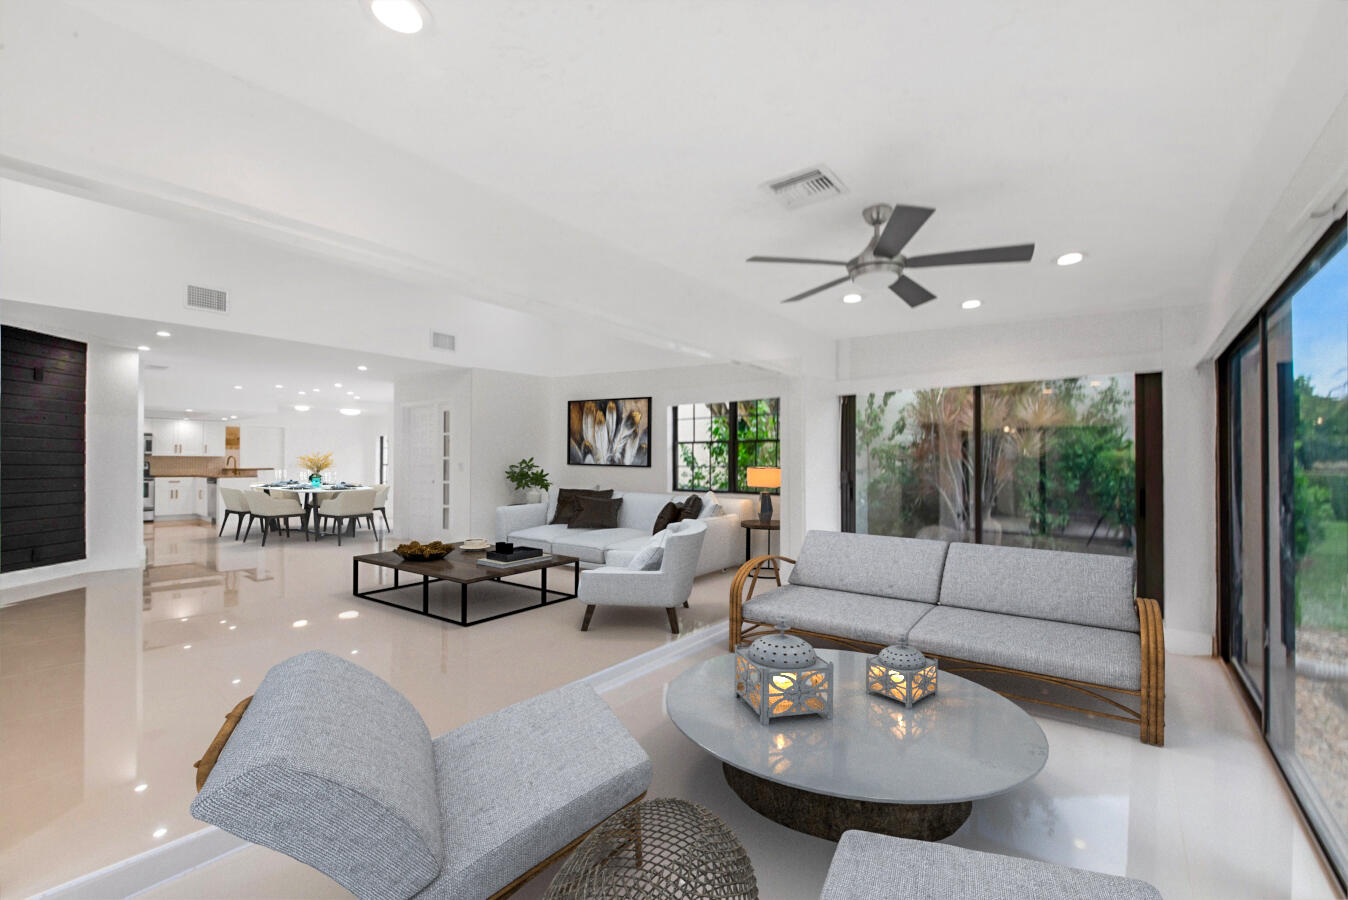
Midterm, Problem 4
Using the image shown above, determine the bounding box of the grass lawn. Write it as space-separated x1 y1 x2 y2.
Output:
1298 519 1348 631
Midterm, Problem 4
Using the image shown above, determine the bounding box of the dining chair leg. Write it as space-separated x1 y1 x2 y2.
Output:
261 518 269 547
367 514 376 536
243 516 254 542
218 512 229 537
380 509 390 531
337 518 343 547
236 514 246 541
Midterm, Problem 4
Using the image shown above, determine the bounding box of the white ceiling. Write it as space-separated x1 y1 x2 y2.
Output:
0 299 445 421
9 1 1348 362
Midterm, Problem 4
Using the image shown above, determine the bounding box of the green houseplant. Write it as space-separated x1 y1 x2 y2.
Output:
506 457 552 504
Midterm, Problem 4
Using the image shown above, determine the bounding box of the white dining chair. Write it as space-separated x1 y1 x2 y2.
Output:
372 484 391 533
243 490 308 546
315 489 377 546
218 487 252 540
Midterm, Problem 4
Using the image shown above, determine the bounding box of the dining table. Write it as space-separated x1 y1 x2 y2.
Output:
252 481 370 537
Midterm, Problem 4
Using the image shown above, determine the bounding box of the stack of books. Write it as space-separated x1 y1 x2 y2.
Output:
477 547 548 568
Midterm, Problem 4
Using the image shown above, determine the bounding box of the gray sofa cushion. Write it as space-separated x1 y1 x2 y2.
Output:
821 830 1162 900
508 523 573 551
908 606 1142 690
742 585 936 647
419 682 651 899
939 542 1139 632
551 527 649 564
789 531 949 603
190 651 442 900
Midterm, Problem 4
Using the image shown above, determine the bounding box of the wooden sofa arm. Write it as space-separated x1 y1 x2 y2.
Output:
1135 597 1165 746
729 555 795 650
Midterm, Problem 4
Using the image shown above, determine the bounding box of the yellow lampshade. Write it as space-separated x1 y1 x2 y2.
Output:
746 467 781 489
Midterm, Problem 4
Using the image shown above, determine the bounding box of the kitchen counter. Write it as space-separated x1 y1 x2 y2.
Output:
147 456 269 478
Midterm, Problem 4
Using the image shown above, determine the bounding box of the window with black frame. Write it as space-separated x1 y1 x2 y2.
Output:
673 398 779 492
1218 216 1347 886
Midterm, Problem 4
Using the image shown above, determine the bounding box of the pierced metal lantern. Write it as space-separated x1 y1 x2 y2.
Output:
866 641 938 708
735 623 833 724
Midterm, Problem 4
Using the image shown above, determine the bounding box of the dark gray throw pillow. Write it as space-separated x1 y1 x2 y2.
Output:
678 495 703 521
550 488 614 525
570 496 623 529
652 501 681 535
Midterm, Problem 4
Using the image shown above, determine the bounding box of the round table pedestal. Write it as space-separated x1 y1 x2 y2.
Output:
722 763 971 842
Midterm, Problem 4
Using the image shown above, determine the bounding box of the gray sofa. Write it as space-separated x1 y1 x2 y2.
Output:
731 531 1164 745
496 488 753 576
190 651 651 900
820 830 1162 899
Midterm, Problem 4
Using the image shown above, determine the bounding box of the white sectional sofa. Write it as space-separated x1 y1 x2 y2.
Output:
495 488 753 577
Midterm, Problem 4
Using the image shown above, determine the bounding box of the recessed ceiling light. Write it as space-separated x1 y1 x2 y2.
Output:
231 678 241 685
1056 251 1085 266
339 610 359 619
842 293 862 304
134 783 148 793
353 395 361 400
298 391 307 395
275 384 284 389
292 619 308 628
156 330 171 338
347 391 355 396
369 0 427 34
294 405 311 412
137 345 151 352
233 385 243 390
152 827 168 839
228 625 237 630
351 649 360 655
312 388 321 393
334 383 343 388
229 415 238 420
219 619 226 624
961 299 982 310
220 417 228 421
339 408 362 416
357 365 368 371
185 408 194 413
182 644 192 650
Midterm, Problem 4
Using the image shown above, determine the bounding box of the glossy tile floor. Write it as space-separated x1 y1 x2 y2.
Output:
0 521 732 898
2 522 1343 899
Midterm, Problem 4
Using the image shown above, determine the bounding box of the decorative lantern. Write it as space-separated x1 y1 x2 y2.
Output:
735 624 833 725
866 641 938 708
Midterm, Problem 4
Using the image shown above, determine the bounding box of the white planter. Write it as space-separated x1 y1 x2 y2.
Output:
525 488 546 504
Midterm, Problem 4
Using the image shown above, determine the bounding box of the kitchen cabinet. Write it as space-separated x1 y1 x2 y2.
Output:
154 477 208 517
149 419 209 455
202 422 226 457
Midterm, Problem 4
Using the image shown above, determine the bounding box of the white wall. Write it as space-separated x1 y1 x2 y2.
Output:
469 369 549 539
0 308 143 590
236 410 391 487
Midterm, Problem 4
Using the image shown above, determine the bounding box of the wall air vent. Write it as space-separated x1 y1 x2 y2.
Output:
186 284 228 313
144 364 169 371
763 165 847 209
431 331 456 351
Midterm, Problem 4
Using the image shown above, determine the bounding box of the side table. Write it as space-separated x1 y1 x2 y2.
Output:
741 519 779 566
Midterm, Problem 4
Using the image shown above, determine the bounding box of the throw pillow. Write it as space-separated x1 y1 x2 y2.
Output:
550 488 614 525
570 496 623 529
677 494 703 520
627 537 665 571
698 490 723 519
652 501 681 534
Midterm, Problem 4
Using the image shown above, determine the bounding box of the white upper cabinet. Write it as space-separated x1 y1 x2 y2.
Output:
150 419 179 454
201 422 226 457
177 420 204 455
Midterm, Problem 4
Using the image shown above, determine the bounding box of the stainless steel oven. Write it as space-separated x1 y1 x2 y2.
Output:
143 478 155 521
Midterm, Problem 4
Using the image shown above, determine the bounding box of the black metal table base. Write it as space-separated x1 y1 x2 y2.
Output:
352 558 580 627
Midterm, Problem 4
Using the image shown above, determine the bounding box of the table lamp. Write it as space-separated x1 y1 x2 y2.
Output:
745 467 780 524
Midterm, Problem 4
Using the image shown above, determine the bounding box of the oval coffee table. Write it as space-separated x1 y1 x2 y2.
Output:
666 648 1048 841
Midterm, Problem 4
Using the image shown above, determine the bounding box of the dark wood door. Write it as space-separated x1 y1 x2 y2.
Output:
1 325 87 572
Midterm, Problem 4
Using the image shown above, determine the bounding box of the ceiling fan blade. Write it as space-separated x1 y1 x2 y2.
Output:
780 276 851 304
747 256 848 266
890 276 936 308
904 243 1035 267
873 205 935 258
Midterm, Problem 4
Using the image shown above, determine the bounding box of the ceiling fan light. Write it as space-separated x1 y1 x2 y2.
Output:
850 265 899 289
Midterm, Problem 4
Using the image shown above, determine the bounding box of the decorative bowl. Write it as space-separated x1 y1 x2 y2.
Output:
458 539 492 551
395 541 451 561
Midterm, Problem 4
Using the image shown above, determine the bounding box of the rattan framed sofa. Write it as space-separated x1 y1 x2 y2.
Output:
729 531 1165 745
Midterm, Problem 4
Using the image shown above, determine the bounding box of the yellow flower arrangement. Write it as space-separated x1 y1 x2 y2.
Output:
296 451 335 476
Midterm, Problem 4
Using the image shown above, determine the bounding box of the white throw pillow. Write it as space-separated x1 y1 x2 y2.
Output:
698 490 723 519
627 534 666 571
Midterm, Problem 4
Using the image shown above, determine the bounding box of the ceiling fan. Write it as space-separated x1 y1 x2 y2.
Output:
748 203 1035 306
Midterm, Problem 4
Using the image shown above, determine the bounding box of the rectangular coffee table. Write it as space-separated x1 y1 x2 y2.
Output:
351 547 580 627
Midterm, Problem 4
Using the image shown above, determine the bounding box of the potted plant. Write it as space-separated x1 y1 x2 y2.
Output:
506 457 551 504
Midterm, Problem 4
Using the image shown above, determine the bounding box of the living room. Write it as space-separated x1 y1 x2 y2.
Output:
1 1 1346 898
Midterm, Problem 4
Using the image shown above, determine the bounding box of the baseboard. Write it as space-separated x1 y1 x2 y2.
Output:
1164 626 1214 656
37 621 729 899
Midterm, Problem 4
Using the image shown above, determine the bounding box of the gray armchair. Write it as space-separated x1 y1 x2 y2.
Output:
191 651 651 900
578 520 706 634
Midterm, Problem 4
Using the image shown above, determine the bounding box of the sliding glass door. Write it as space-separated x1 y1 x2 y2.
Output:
1219 217 1347 885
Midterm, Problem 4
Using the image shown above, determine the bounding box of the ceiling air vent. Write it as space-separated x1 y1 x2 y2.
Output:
763 165 847 209
186 284 228 313
430 331 456 351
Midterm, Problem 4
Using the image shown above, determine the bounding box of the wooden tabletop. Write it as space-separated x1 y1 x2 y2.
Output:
353 547 579 584
741 519 780 530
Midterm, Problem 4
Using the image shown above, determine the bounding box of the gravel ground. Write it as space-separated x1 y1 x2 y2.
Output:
1294 628 1348 829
